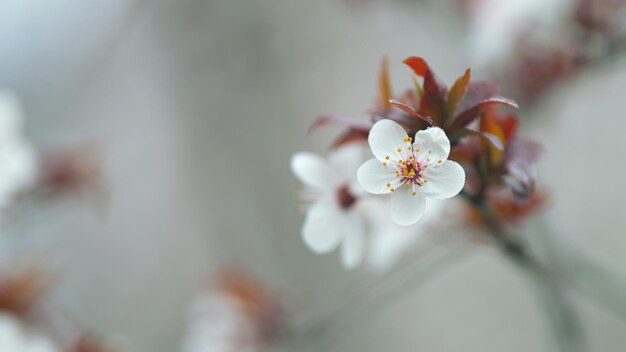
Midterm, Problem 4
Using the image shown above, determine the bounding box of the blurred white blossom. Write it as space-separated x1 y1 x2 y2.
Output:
466 0 571 65
291 144 368 268
0 90 37 207
0 313 58 352
182 292 258 352
365 198 446 272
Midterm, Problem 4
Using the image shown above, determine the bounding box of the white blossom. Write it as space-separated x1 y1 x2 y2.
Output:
0 90 37 207
182 293 258 352
290 144 367 268
357 120 465 226
0 313 58 352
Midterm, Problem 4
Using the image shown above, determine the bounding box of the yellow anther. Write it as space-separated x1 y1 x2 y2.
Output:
412 191 416 196
437 160 442 164
397 148 402 152
385 155 390 160
428 150 432 153
390 188 395 192
382 162 387 166
424 179 428 183
415 148 420 152
387 182 391 187
405 182 410 187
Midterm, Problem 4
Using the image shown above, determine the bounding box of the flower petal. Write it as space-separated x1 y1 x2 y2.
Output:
414 127 450 157
422 160 466 199
390 186 426 226
368 119 409 162
357 159 395 194
342 227 364 269
291 152 332 190
328 143 366 182
413 141 448 167
302 201 350 253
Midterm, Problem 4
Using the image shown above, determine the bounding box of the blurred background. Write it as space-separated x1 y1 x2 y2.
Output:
0 0 625 351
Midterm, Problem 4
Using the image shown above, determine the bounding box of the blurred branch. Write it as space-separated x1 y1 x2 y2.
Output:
288 230 473 349
462 191 588 352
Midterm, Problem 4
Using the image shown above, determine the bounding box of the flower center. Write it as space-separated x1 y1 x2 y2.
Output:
382 137 437 196
336 184 357 210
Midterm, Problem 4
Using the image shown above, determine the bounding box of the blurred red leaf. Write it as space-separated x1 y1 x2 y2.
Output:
447 68 471 116
452 128 504 151
403 56 429 77
388 100 435 126
378 56 393 108
457 81 498 114
447 97 519 133
309 114 373 133
331 129 369 149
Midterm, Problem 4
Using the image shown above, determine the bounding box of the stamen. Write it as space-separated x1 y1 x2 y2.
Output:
437 160 442 164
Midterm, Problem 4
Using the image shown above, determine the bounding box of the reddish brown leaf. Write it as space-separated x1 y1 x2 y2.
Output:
403 56 429 77
447 68 471 116
480 110 506 167
419 69 448 123
457 81 498 114
388 100 435 126
378 56 392 108
309 114 373 134
331 129 369 149
446 97 519 133
452 128 504 151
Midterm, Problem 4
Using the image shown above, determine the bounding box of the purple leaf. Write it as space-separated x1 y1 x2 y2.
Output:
457 81 498 114
446 97 519 133
419 69 448 123
388 100 435 126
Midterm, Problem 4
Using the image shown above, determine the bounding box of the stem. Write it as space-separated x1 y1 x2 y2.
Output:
463 191 587 352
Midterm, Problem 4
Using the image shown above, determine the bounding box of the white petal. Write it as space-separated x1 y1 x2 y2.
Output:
390 186 426 226
413 138 448 166
291 152 332 189
342 228 364 269
357 159 395 194
414 127 450 156
368 119 409 162
302 201 358 254
422 160 466 199
328 143 366 182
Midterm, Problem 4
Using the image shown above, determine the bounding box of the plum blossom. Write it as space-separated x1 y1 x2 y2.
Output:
0 313 58 352
182 292 258 352
357 120 465 226
290 144 366 268
364 198 446 272
0 90 37 207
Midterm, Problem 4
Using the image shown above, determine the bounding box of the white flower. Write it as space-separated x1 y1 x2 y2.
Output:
357 120 465 226
182 293 257 352
290 144 366 268
0 313 58 352
364 198 445 272
466 0 571 65
0 90 37 207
